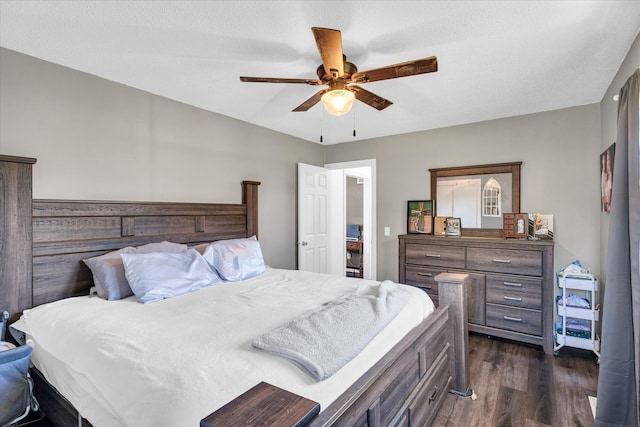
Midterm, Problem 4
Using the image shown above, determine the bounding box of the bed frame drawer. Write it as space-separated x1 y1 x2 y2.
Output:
466 247 542 276
404 243 465 269
486 304 542 336
407 348 451 427
486 275 542 309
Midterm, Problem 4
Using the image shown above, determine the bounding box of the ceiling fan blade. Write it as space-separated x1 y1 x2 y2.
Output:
240 76 322 85
351 56 438 83
292 89 329 112
312 27 344 79
350 86 393 111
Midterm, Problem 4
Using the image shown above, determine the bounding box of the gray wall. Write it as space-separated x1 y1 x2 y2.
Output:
0 48 325 270
346 176 364 226
598 32 640 285
326 105 602 282
3 35 637 284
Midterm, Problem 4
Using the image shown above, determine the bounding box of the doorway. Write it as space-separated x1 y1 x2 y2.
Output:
325 159 376 280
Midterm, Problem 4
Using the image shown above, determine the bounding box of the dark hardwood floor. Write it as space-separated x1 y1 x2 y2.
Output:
434 333 599 427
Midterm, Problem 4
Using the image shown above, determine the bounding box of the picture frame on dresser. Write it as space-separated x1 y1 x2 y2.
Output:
529 213 554 240
434 216 447 236
407 200 434 234
445 217 461 237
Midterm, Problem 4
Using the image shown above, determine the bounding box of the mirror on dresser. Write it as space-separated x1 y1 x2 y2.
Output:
429 162 522 238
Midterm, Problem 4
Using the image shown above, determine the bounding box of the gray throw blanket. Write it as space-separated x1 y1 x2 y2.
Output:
251 280 412 382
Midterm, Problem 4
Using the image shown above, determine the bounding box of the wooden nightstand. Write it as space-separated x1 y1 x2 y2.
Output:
346 240 363 278
200 382 320 427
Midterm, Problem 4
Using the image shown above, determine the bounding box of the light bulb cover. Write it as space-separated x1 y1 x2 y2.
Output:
321 89 355 116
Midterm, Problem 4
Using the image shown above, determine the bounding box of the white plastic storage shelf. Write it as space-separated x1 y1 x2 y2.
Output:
554 275 600 363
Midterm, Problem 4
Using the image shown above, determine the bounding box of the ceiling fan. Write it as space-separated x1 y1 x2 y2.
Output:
240 27 438 116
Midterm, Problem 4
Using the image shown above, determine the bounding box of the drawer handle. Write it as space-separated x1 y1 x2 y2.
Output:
422 286 433 290
503 315 523 322
417 272 433 277
493 258 512 264
425 254 441 258
503 281 522 287
503 296 523 302
428 386 441 403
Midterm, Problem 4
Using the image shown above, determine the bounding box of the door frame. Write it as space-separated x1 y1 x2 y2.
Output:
325 159 377 280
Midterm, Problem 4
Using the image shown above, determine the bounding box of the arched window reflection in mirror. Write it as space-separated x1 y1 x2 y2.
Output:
482 177 501 217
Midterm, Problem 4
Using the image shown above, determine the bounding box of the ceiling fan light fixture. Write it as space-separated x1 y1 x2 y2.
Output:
321 89 355 116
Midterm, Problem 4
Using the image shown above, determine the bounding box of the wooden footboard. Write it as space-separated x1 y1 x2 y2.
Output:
310 304 451 426
306 273 469 427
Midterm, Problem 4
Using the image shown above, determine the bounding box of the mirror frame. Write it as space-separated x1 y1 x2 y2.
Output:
429 162 522 238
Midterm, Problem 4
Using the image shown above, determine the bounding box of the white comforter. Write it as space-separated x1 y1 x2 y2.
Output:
15 268 434 427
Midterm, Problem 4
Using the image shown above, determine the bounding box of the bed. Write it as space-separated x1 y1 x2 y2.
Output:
7 179 470 427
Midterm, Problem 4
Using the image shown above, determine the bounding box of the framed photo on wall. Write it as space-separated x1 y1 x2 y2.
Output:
445 217 461 237
600 143 615 213
407 200 434 234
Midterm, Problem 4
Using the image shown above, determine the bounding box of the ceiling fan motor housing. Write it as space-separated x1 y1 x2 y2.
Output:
316 58 358 82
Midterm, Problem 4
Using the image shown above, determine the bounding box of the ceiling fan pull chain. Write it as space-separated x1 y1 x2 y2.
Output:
320 108 324 143
353 110 356 137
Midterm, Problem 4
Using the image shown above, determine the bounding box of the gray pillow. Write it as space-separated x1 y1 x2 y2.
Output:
83 241 188 300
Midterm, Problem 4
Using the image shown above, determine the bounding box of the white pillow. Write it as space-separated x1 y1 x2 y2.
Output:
83 241 188 300
202 236 266 281
121 249 221 304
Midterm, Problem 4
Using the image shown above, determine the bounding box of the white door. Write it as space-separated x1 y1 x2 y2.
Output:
297 163 332 273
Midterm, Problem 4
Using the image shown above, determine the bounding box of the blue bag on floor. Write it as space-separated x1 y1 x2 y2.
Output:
0 344 33 426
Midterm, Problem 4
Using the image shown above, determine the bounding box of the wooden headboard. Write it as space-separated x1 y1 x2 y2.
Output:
31 181 260 308
2 168 259 320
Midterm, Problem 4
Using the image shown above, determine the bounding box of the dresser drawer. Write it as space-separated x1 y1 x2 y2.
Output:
486 275 542 309
486 304 542 335
466 247 542 276
405 243 465 269
404 266 445 306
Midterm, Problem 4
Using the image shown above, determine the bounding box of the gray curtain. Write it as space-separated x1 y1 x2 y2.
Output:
595 68 639 427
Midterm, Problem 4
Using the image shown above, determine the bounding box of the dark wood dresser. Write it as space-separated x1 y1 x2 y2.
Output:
399 234 554 354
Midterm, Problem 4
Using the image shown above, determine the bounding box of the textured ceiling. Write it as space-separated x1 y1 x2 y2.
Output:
1 1 640 145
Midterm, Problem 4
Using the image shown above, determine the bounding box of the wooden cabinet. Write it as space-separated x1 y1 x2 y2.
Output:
399 234 554 354
0 155 37 322
346 240 363 278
